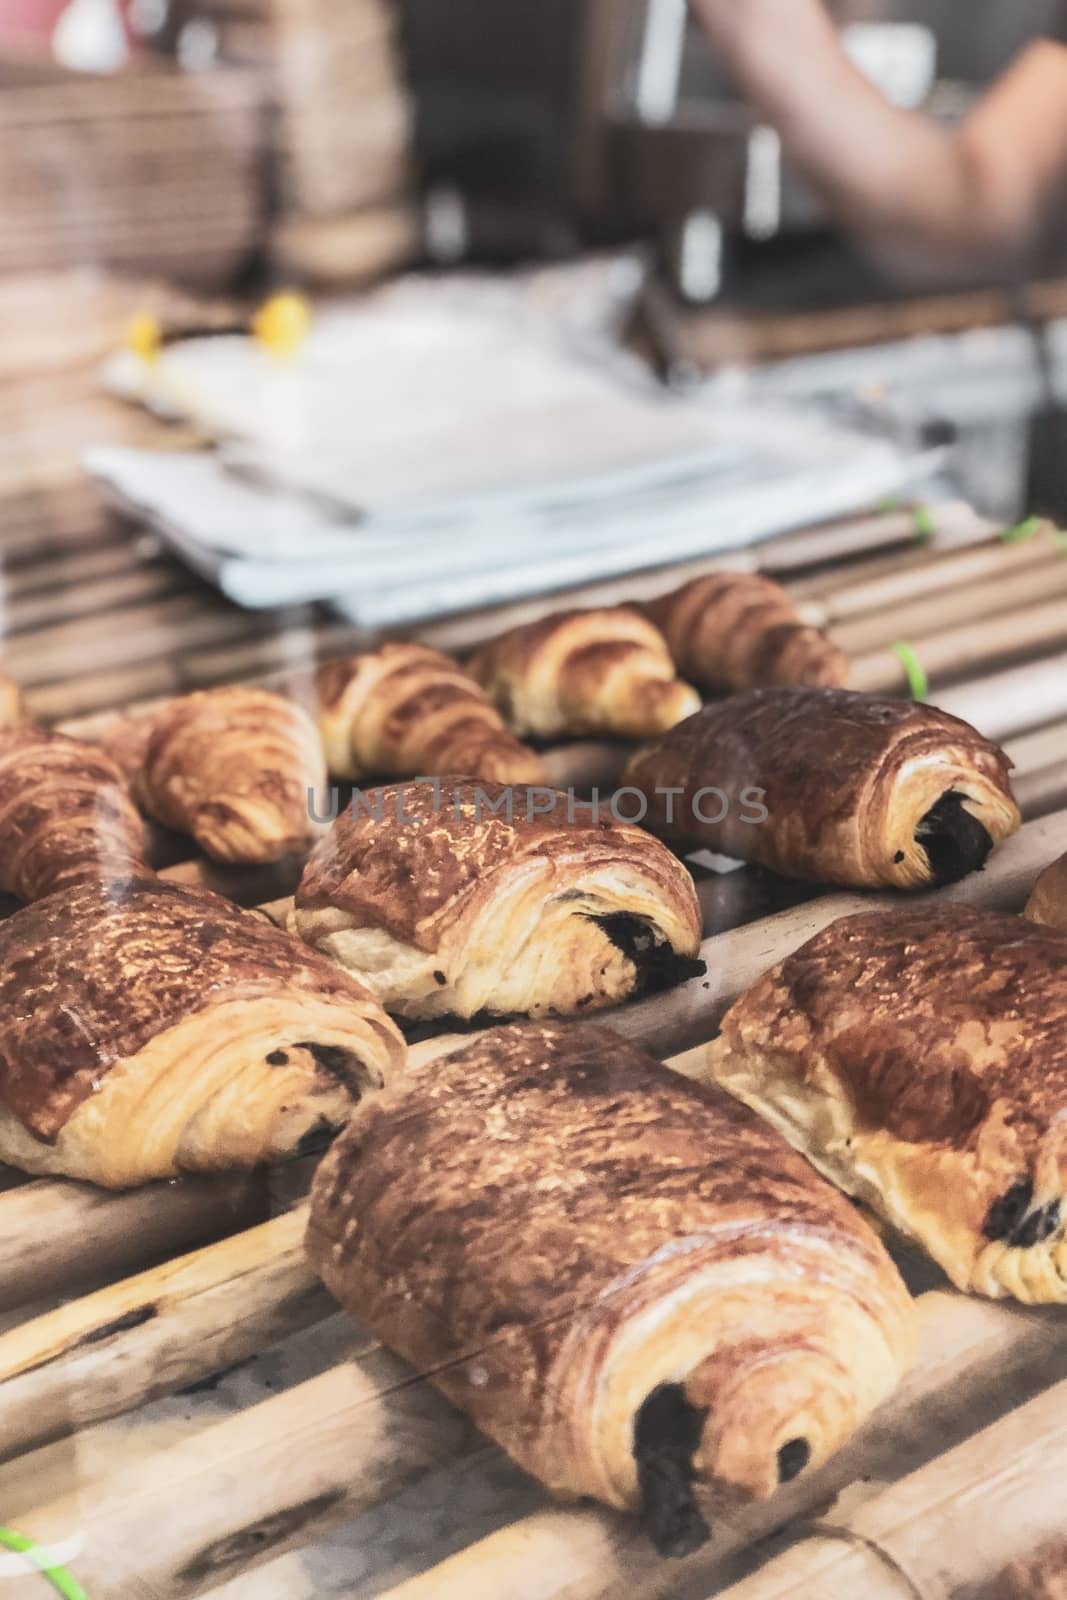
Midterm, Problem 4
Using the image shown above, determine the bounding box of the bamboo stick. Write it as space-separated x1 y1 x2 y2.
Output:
4 565 190 636
793 522 1059 621
4 597 271 687
1014 762 1067 823
828 556 1067 657
848 599 1067 696
15 1351 480 1599
935 653 1067 741
758 501 993 577
229 1291 1067 1600
711 1368 1067 1599
1006 719 1067 775
0 1174 268 1315
0 1207 332 1464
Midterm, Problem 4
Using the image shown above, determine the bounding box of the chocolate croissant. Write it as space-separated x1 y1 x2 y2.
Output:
625 687 1020 889
315 642 545 784
308 1022 914 1554
1026 852 1067 931
706 905 1067 1302
0 675 22 731
645 572 848 693
291 779 704 1019
0 728 146 902
114 687 326 864
468 607 701 741
0 877 404 1187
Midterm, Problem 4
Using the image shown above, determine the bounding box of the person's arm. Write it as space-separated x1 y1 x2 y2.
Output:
690 0 1067 268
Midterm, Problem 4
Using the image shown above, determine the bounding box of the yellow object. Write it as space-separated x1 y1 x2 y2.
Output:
252 291 312 357
125 311 162 365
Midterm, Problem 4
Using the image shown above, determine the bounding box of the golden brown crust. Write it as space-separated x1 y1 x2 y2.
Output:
0 675 22 731
468 607 701 741
625 687 1020 889
1026 852 1067 932
645 573 848 693
0 876 403 1149
706 905 1067 1300
292 779 703 1018
315 643 545 784
120 687 326 864
0 728 147 901
308 1022 913 1546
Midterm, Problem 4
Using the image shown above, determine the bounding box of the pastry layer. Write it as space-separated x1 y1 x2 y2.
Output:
291 779 704 1018
0 876 404 1182
308 1022 913 1549
625 686 1019 888
469 607 701 740
316 642 544 784
0 727 146 901
706 906 1067 1301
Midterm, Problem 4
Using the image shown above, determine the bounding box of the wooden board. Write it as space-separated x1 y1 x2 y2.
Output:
1 503 1067 1598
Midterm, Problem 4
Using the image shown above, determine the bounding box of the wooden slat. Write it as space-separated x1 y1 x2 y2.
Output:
714 1371 1067 1598
16 1349 481 1599
937 652 1067 741
829 555 1067 656
0 1173 268 1315
370 1293 1067 1600
849 597 1067 697
0 1207 331 1464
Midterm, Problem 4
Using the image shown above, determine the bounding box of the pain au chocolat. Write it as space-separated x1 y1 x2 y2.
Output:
645 572 848 693
107 686 326 865
1026 852 1067 932
0 878 403 1187
625 687 1019 889
315 642 545 785
468 607 701 741
0 727 146 901
308 1022 913 1555
291 778 703 1019
706 905 1067 1302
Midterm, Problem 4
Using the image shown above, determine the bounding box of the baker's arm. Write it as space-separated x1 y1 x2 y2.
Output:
690 0 1067 267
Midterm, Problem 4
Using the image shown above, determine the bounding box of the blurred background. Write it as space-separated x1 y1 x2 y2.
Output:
3 0 1067 707
5 0 1067 510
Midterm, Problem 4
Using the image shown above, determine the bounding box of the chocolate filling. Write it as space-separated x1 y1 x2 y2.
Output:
292 1041 371 1103
1013 1200 1061 1249
915 792 993 886
983 1182 1061 1248
983 1180 1034 1242
586 915 707 998
633 1384 711 1558
777 1438 811 1483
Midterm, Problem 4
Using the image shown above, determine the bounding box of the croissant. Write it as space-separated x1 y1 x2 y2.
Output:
1026 852 1067 931
468 607 701 741
645 572 848 693
308 1021 914 1554
315 642 545 784
0 728 146 902
291 778 704 1019
0 675 22 731
0 877 404 1187
625 687 1020 889
706 905 1067 1302
112 687 326 864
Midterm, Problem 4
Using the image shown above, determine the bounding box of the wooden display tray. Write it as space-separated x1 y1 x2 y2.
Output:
1 507 1067 1598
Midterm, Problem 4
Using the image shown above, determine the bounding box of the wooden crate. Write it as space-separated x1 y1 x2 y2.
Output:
0 56 269 290
1 506 1067 1597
